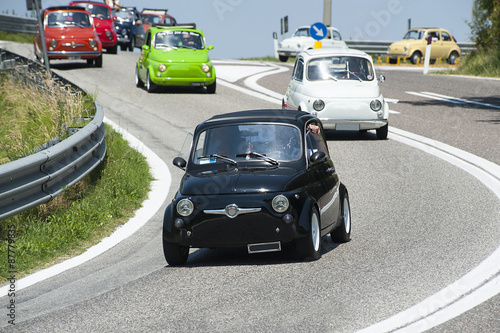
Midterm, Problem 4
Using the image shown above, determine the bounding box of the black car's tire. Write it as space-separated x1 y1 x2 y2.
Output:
128 37 135 51
94 55 103 68
376 123 388 140
163 239 189 266
296 207 321 261
86 58 94 65
331 184 351 243
120 44 126 51
135 66 144 88
146 70 156 93
206 80 216 94
108 45 118 54
279 55 288 62
410 51 422 65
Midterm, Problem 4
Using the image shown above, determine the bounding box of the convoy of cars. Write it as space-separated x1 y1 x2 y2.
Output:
283 48 389 139
163 109 351 265
31 3 463 264
135 24 216 93
387 27 461 64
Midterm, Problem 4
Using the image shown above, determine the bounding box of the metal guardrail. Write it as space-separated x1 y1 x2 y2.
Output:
345 40 475 55
0 14 37 34
0 49 107 221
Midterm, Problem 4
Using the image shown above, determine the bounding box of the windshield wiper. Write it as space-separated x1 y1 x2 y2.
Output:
347 70 363 82
236 152 279 166
326 74 338 81
199 154 237 166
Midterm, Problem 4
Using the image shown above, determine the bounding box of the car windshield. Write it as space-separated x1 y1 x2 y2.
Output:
192 124 302 165
75 4 110 20
293 28 310 37
46 11 92 28
154 30 204 49
114 9 134 22
307 56 374 81
403 30 424 40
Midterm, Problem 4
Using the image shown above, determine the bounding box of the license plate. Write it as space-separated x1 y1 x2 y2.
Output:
336 124 360 131
191 82 204 87
68 56 81 60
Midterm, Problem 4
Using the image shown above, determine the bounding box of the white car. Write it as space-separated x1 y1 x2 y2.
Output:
277 25 347 62
283 48 389 139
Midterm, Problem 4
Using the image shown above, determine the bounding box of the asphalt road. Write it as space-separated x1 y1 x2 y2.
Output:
1 42 499 332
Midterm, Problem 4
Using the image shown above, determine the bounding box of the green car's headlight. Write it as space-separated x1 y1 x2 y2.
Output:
201 64 210 73
158 64 167 72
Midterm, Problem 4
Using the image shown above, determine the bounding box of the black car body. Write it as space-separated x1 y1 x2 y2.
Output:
163 109 351 265
112 6 145 51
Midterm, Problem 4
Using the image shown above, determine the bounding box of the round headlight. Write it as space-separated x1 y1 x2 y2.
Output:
50 39 58 47
176 199 194 217
313 99 325 111
201 64 210 73
158 64 167 72
105 30 112 37
272 195 289 213
121 28 127 36
89 39 97 48
370 99 382 111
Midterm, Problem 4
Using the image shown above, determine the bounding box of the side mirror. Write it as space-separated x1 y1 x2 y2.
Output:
173 157 187 170
142 45 149 51
378 75 385 83
207 45 214 51
309 151 326 164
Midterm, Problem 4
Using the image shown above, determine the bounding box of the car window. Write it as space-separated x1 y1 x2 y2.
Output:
77 4 110 20
403 30 424 40
428 31 440 41
293 59 304 81
114 8 135 22
142 14 161 25
307 56 374 81
330 30 341 41
441 31 451 41
154 30 204 49
193 124 302 164
294 28 310 37
305 121 328 160
46 11 91 27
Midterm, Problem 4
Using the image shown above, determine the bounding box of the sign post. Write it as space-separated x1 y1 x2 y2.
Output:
309 22 327 49
423 36 432 74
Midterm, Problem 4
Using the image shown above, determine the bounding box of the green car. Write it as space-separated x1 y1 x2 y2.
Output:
135 25 216 93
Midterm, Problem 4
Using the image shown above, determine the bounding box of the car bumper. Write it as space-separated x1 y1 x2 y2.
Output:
277 49 299 57
387 52 408 58
319 119 388 130
117 36 130 44
47 51 101 59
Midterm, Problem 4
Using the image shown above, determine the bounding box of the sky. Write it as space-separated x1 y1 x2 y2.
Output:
1 0 475 60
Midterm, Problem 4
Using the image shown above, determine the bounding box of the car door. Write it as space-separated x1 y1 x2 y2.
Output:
440 31 455 59
428 30 444 59
138 30 151 78
305 120 339 231
286 57 305 110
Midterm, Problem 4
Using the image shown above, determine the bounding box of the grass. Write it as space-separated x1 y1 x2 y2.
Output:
0 70 153 284
453 50 500 78
0 30 35 44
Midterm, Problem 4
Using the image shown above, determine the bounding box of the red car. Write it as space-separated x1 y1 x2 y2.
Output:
34 6 103 67
69 1 118 54
141 8 177 32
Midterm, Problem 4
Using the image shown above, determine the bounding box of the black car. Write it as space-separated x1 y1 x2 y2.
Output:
163 109 351 265
112 6 145 51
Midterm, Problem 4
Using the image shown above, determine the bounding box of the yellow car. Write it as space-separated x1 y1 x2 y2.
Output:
387 28 461 64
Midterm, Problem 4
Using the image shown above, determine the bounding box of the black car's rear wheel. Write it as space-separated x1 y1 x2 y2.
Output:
331 184 351 243
376 123 388 140
163 239 189 266
296 207 321 261
94 55 103 68
206 80 216 94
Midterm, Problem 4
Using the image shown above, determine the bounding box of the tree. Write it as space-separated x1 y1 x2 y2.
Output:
468 0 500 53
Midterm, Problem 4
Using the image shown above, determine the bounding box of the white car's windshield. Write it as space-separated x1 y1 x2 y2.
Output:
307 56 374 81
154 30 204 50
193 124 302 164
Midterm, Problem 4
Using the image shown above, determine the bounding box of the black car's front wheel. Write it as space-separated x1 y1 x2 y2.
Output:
296 207 321 261
163 238 189 266
331 184 351 243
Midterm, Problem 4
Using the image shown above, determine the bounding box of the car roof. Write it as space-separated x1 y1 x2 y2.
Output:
301 47 371 59
151 24 199 33
70 1 108 6
45 6 88 12
200 109 314 129
142 8 169 15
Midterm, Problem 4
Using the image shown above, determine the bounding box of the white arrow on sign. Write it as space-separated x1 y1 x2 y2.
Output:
312 25 324 37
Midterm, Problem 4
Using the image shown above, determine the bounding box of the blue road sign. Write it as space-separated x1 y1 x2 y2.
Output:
309 22 327 41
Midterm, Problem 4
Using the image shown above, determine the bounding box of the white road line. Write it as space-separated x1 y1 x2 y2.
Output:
227 64 500 333
407 91 500 109
0 117 171 295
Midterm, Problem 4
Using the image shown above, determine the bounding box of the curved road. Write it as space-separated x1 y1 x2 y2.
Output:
1 42 499 332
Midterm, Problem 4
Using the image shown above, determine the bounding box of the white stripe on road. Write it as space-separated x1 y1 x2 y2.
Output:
407 91 500 109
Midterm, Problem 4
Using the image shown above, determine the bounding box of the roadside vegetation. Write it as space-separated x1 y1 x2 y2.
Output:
0 30 34 44
0 68 153 284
